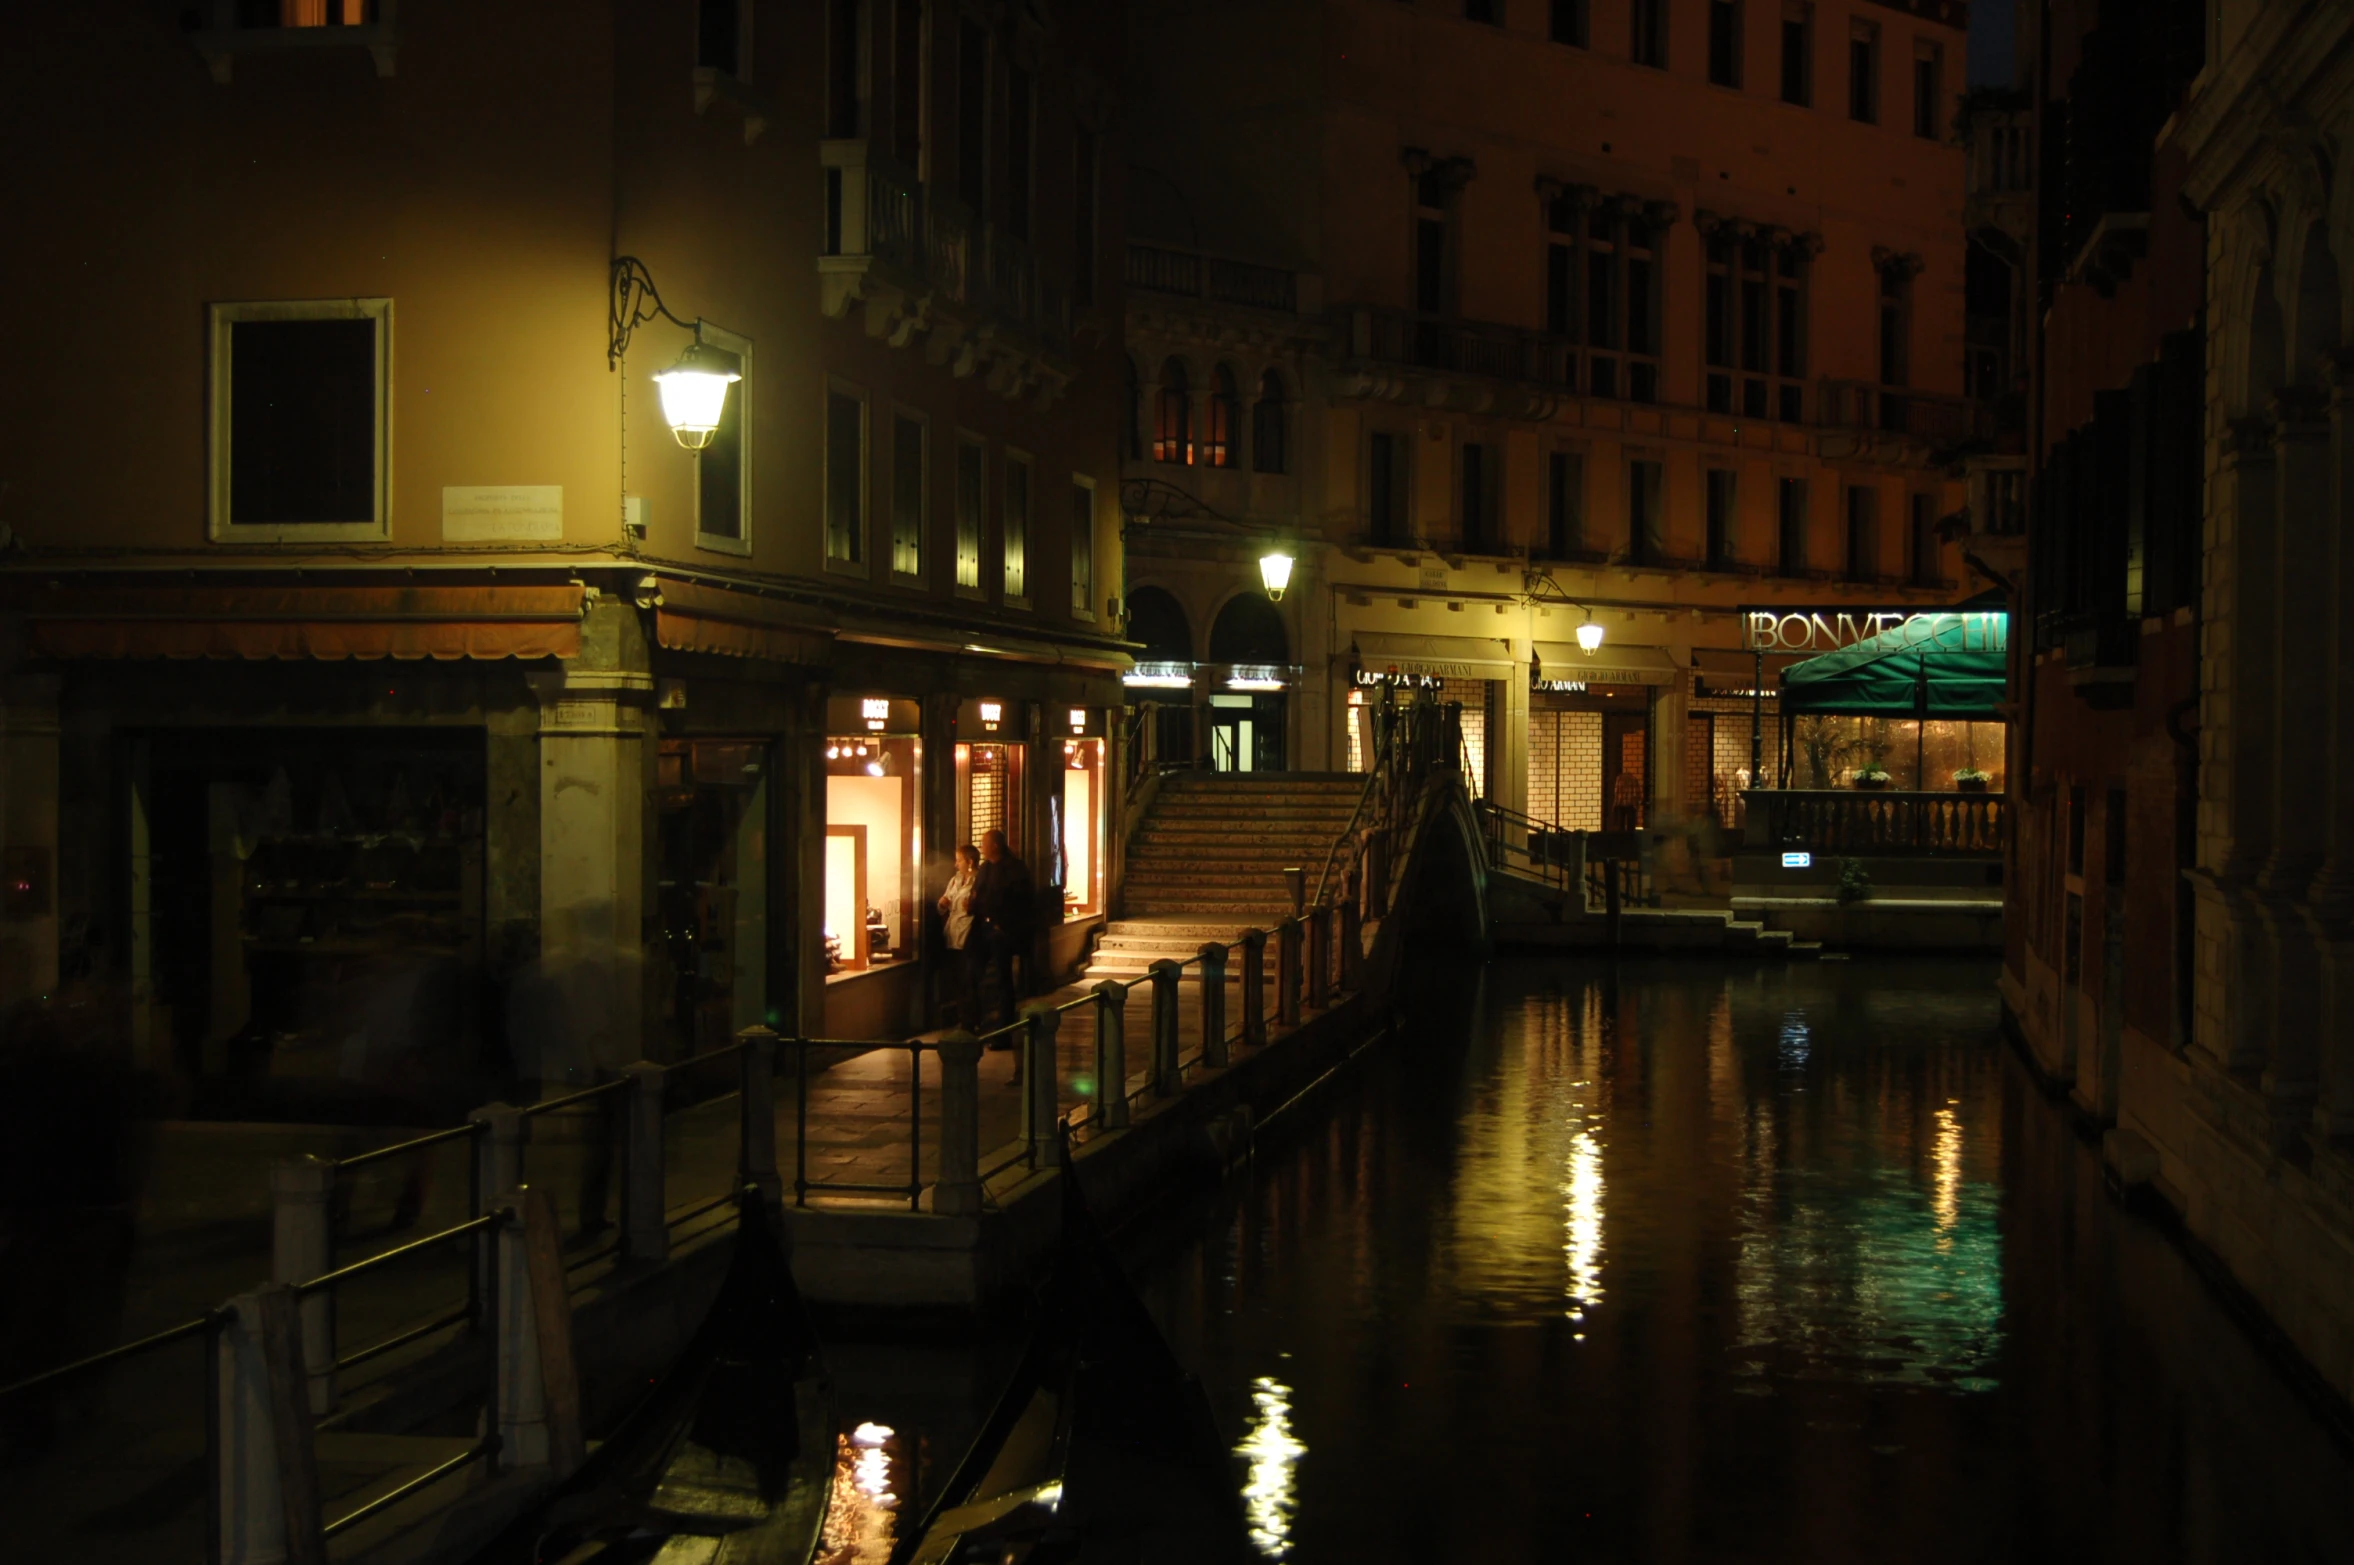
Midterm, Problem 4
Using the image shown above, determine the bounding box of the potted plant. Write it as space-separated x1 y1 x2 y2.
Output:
1954 767 1992 794
1851 763 1892 791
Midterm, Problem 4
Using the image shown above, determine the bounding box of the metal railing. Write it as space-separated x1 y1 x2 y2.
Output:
1741 787 2006 854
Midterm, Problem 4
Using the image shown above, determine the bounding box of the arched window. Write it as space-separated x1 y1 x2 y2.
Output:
1208 591 1290 664
1251 370 1288 474
1124 585 1193 663
1153 359 1192 465
1206 365 1239 468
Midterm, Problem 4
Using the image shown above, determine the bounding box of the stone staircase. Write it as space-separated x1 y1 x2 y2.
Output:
1082 772 1367 987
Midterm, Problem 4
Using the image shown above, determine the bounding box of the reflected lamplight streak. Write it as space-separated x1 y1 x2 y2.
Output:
1237 1375 1307 1558
1564 1128 1605 1321
1932 1105 1963 1240
822 1422 900 1564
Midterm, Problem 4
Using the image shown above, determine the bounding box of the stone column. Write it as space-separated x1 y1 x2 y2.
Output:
2198 418 2279 1080
2315 353 2354 1138
1497 644 1530 820
1651 669 1688 824
2260 389 2332 1137
0 674 61 1007
527 664 655 1065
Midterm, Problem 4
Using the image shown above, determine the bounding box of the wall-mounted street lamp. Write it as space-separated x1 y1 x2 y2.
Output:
1259 550 1296 602
1523 571 1606 691
1576 610 1606 654
610 256 741 452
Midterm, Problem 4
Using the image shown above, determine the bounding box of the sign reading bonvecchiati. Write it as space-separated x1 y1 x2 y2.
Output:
1740 608 2007 655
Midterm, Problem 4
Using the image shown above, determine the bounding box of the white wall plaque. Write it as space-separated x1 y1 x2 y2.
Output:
443 485 563 541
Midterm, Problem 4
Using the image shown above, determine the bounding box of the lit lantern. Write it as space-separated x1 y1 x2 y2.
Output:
979 700 1003 733
1576 613 1605 654
1069 708 1088 733
1259 550 1295 602
652 340 742 451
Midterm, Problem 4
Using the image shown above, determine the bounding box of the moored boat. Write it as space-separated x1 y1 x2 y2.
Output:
469 1188 834 1565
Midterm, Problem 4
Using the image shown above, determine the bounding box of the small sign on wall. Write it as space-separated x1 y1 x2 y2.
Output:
1781 851 1813 869
443 485 563 541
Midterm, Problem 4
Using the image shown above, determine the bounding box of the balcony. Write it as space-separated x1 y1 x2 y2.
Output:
1334 306 1622 421
2061 612 2138 708
1125 244 1303 314
818 140 1073 400
1743 788 2006 857
1817 380 1989 451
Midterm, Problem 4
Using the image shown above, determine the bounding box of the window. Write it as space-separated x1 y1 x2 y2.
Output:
1708 0 1741 87
700 0 744 75
1154 359 1193 464
824 384 866 565
892 0 924 166
828 0 865 139
1466 0 1501 23
1849 19 1878 124
1369 431 1409 546
1706 469 1737 569
1123 356 1143 460
1779 2 1810 105
1412 168 1457 358
1879 259 1912 392
691 325 752 551
208 299 390 540
1913 39 1942 138
1207 365 1239 468
1545 449 1586 558
1563 198 1662 403
1704 225 1808 421
954 434 984 591
1845 484 1880 581
890 410 925 578
1252 371 1288 474
1461 440 1496 553
1071 478 1096 618
1631 0 1666 67
1552 0 1589 45
240 1 375 24
1909 493 1939 585
1628 459 1663 565
1003 452 1031 603
955 16 987 208
1005 62 1034 237
1777 476 1807 573
1074 128 1099 307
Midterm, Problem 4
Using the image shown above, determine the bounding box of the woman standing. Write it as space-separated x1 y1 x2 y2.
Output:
937 845 981 1026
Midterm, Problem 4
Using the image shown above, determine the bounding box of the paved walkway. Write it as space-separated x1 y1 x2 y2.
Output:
2 965 1284 1561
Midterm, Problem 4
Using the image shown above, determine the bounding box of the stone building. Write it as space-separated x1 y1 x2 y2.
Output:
1116 0 1982 855
0 2 1129 1116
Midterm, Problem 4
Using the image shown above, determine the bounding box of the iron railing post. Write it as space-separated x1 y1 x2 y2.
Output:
1240 928 1268 1047
1277 917 1303 1028
619 1061 668 1265
1150 959 1182 1096
736 1027 782 1210
1020 1002 1061 1168
933 1031 983 1215
1306 906 1331 1011
1093 980 1131 1129
1198 942 1229 1067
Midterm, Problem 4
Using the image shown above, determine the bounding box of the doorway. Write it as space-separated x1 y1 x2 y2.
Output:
1209 693 1288 772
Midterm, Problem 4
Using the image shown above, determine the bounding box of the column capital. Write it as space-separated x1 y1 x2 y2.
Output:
2222 416 2278 466
2269 384 2330 435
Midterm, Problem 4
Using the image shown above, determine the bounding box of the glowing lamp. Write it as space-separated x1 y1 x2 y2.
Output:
1576 615 1605 655
1259 550 1295 602
1069 708 1088 733
652 340 742 451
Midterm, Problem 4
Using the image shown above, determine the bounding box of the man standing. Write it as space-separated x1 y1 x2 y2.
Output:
970 829 1033 1038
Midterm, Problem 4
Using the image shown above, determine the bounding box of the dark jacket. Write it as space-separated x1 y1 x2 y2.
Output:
972 852 1034 939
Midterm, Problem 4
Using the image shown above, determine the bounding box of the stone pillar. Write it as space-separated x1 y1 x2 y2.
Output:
269 1157 337 1415
0 674 61 1007
1149 959 1181 1096
1092 980 1130 1128
1497 649 1530 821
2200 419 2280 1079
492 1201 549 1470
1198 942 1228 1067
933 1031 983 1215
736 1027 781 1209
1652 668 1689 824
2260 390 2332 1136
527 662 655 1065
2315 354 2354 1137
1240 927 1267 1046
216 1292 287 1565
619 1061 669 1264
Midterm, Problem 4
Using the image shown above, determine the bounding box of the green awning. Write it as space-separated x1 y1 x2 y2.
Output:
1781 612 2008 719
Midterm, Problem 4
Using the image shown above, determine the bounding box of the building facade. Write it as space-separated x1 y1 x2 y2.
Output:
0 1 1129 1116
1117 0 1982 862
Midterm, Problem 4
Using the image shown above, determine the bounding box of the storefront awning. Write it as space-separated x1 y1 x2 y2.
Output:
21 584 587 661
1533 641 1681 687
1351 632 1514 682
1781 616 2008 719
653 579 831 666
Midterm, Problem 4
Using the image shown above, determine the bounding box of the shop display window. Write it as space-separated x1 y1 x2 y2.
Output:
1788 716 2006 792
824 732 921 975
954 738 1026 865
1527 683 1654 833
656 739 771 1057
1056 734 1106 918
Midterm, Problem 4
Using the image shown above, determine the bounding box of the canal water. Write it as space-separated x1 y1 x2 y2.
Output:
823 957 2354 1564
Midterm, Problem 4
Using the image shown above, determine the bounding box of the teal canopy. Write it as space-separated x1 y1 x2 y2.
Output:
1780 611 2008 720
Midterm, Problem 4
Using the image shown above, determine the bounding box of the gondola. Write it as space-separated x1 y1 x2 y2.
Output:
892 1137 1255 1565
469 1187 835 1565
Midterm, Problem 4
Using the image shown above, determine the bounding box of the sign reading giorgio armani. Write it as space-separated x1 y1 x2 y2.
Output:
1740 608 2008 655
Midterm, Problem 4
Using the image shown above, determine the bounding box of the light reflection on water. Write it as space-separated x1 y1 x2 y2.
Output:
818 1421 901 1564
1236 1375 1307 1558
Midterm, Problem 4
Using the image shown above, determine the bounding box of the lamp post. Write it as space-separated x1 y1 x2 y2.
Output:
610 256 740 452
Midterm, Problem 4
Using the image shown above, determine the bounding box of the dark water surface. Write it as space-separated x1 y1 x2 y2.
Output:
827 957 2354 1564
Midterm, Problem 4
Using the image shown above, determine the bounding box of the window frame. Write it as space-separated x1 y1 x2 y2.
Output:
1544 446 1587 560
1206 364 1240 469
208 296 393 543
1153 358 1193 466
821 375 868 572
1459 437 1497 555
1705 467 1738 570
1551 0 1589 47
699 0 752 79
1778 1 1811 106
1367 427 1412 548
1251 369 1289 475
1002 446 1033 608
1627 456 1664 566
1631 0 1668 69
889 403 928 585
1776 474 1808 575
1703 222 1810 423
691 323 755 556
1070 474 1097 621
1912 38 1943 139
827 0 867 140
1849 18 1879 125
953 430 986 597
1707 0 1742 89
